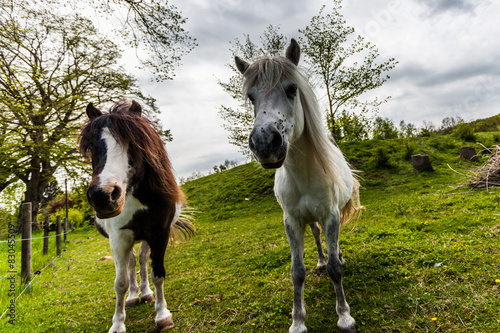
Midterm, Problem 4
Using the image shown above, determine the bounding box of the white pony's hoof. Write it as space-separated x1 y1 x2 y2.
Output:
156 316 175 332
125 298 140 308
141 293 155 304
289 322 307 333
338 315 356 333
315 263 327 275
108 323 126 333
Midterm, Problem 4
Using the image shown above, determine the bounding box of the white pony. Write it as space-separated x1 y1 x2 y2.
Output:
236 39 361 333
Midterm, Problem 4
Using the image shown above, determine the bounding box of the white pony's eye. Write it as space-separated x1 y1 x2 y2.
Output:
247 93 255 104
285 84 297 99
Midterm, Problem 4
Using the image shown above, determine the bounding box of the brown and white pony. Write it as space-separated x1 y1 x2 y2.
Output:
79 100 194 333
235 39 361 333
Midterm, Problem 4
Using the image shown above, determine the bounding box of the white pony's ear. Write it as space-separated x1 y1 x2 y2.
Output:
235 56 250 74
86 103 102 120
129 100 142 117
286 38 300 66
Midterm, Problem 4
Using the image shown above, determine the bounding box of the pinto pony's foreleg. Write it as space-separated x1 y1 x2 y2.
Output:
323 211 356 333
138 241 155 303
150 236 174 332
109 235 135 333
284 216 307 333
125 247 140 308
309 222 327 275
151 269 174 331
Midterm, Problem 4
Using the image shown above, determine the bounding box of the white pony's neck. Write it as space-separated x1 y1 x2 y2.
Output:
283 80 352 196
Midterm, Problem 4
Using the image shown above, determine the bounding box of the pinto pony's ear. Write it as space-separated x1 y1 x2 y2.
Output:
235 56 250 74
86 103 102 120
285 38 300 66
129 100 142 117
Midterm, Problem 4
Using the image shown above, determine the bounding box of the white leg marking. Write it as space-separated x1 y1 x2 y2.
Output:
108 230 134 333
151 270 172 324
126 248 140 307
139 241 154 300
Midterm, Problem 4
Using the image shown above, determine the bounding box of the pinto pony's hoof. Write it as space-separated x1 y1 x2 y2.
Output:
125 298 140 308
156 317 175 332
141 294 155 304
339 327 356 333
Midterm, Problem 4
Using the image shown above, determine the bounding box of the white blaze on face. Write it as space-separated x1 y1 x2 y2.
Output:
99 127 129 193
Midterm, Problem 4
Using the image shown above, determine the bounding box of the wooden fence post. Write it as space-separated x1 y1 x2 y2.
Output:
43 216 49 255
64 216 68 243
21 202 32 286
56 216 62 256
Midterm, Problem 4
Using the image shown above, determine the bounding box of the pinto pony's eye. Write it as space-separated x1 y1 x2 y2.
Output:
285 83 297 100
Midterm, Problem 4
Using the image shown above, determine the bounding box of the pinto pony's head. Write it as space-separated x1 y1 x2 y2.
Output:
79 100 183 219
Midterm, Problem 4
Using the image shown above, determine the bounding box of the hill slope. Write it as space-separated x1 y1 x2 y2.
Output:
6 134 500 332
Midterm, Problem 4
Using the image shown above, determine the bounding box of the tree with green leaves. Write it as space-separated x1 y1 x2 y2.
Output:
218 3 397 151
298 2 398 141
217 25 288 156
399 120 417 138
335 110 371 142
0 3 164 223
372 117 399 140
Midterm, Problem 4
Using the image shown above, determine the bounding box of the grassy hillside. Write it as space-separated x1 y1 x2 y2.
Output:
3 134 500 332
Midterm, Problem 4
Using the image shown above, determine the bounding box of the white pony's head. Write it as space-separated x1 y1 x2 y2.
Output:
235 39 304 169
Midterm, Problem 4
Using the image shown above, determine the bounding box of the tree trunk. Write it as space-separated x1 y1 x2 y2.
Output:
459 146 480 162
411 154 434 172
23 157 52 229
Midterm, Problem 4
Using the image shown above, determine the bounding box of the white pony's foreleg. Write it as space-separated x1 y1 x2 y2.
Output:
323 210 356 333
139 241 155 303
284 215 307 333
309 222 327 275
125 247 140 308
151 269 174 331
109 234 134 333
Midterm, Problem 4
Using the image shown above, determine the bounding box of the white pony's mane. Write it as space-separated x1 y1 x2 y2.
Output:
243 56 351 195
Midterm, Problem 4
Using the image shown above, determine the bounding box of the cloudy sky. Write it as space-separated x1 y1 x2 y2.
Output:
130 0 500 179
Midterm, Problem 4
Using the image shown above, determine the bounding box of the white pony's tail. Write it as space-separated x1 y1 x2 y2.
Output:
340 178 364 228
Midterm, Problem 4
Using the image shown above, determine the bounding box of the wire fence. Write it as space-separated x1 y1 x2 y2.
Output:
0 208 74 322
0 229 74 243
0 249 64 321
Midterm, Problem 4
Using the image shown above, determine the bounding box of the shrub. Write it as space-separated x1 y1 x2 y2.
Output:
368 147 394 169
403 141 417 160
429 136 458 151
452 123 476 142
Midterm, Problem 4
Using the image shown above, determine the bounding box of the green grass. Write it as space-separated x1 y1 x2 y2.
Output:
2 134 500 332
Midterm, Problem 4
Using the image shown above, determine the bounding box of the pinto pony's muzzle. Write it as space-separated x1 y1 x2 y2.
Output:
87 183 125 219
249 124 287 169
